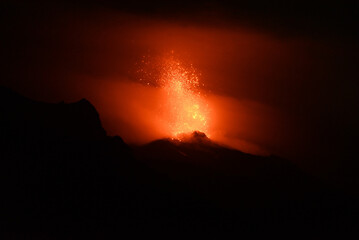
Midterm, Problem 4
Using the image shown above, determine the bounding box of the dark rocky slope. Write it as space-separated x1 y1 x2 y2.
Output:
1 87 357 236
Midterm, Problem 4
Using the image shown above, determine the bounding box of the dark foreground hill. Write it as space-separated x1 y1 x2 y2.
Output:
0 87 358 237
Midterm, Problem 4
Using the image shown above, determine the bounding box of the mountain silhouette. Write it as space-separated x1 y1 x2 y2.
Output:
1 86 357 236
135 132 325 207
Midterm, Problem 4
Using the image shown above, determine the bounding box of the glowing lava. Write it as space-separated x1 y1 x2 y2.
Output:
137 53 210 138
160 56 210 137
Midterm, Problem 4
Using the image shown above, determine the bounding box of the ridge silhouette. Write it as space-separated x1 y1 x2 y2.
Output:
0 86 357 235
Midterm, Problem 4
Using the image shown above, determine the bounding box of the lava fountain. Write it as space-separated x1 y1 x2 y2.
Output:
138 53 211 139
161 57 210 137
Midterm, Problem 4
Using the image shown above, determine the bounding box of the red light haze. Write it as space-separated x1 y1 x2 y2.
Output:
1 2 357 181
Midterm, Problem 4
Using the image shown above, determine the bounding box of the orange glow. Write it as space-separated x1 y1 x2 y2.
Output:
158 55 210 137
56 16 298 157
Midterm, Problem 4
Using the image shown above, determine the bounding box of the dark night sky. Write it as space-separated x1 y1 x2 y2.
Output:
1 0 358 189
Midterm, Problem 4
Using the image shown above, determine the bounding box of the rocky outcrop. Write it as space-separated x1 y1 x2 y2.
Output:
0 87 106 143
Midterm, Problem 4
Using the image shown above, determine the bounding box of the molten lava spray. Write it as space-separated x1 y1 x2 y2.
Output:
138 53 211 138
160 57 210 137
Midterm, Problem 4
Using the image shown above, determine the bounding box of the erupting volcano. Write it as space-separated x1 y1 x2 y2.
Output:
139 53 211 139
161 56 210 138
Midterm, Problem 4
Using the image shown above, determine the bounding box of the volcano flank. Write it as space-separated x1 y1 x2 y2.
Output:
1 87 357 235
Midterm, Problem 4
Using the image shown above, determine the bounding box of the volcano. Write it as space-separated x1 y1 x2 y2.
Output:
1 87 357 235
